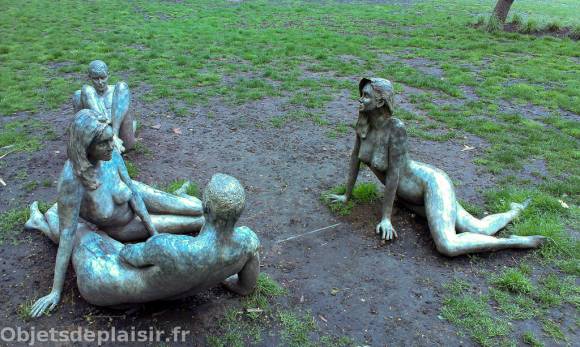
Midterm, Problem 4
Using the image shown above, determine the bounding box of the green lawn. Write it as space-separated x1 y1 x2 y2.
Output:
1 1 578 346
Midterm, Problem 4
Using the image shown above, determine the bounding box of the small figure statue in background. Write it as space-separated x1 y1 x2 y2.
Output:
328 77 546 257
73 60 136 152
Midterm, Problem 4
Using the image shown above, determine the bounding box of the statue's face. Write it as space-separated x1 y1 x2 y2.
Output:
359 83 381 112
88 126 114 162
89 71 109 93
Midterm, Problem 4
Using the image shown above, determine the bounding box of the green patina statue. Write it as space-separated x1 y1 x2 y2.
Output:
328 77 546 256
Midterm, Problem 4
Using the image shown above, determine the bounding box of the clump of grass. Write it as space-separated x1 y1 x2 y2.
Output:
541 319 567 342
544 21 562 32
242 274 287 319
522 331 544 347
124 160 139 178
510 14 523 27
0 207 29 245
441 287 510 346
163 179 199 197
23 180 39 193
17 300 34 322
0 120 46 156
488 288 539 320
486 15 503 33
322 182 379 216
278 310 317 347
491 268 533 294
521 19 540 33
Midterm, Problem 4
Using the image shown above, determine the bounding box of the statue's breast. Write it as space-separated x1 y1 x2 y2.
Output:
359 132 389 172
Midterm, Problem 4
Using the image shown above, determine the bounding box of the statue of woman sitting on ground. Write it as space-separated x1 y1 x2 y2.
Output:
328 77 546 257
30 173 259 309
73 60 135 152
25 109 204 317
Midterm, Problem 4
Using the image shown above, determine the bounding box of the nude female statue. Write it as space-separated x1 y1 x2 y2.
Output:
30 174 259 307
25 109 204 317
73 60 135 152
328 77 546 257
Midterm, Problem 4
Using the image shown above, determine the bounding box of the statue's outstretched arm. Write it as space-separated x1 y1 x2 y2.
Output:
223 253 260 296
119 241 155 268
116 151 158 237
30 177 83 318
329 135 361 203
377 120 407 240
345 135 361 200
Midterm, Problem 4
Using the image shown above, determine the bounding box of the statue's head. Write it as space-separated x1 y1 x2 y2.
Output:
68 109 113 190
88 60 109 93
358 77 395 115
202 173 246 228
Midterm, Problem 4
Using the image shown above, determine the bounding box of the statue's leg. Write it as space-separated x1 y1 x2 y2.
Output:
424 180 544 256
72 90 82 113
112 82 135 150
25 202 59 243
103 214 204 242
133 181 203 216
24 202 93 245
456 202 524 235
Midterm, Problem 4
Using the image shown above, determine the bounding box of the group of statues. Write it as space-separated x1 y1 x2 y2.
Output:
23 61 545 318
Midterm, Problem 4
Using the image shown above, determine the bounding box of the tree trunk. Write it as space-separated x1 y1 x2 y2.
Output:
492 0 515 24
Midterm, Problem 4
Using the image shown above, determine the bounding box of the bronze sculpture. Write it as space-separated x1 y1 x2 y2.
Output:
328 78 546 256
25 109 204 317
73 60 135 152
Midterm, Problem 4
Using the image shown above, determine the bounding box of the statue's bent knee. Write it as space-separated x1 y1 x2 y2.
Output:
435 239 459 257
115 81 130 95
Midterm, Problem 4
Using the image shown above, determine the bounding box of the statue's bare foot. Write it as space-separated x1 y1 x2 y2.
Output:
508 234 547 248
24 201 49 234
510 198 531 213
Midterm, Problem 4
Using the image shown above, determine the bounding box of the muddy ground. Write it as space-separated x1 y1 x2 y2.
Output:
0 71 573 346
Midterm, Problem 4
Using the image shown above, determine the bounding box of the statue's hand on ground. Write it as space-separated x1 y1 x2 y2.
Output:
30 290 61 318
376 218 397 241
327 194 348 203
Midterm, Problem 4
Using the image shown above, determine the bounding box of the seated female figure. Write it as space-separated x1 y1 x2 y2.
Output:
73 60 135 152
25 109 204 317
329 78 546 257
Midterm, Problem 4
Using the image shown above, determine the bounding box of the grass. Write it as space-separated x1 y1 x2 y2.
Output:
162 179 199 197
490 268 533 295
0 207 29 245
0 119 54 157
522 331 543 347
17 300 34 322
124 160 139 178
322 182 379 216
207 274 355 347
0 0 578 345
441 279 511 347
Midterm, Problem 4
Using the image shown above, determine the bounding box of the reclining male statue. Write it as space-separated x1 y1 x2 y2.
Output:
28 173 260 310
73 60 136 152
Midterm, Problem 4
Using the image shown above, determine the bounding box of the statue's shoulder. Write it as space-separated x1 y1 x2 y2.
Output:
388 117 405 130
234 226 260 250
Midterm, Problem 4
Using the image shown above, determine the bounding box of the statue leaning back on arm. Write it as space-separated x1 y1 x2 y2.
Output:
328 77 547 257
24 109 205 317
73 60 136 152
